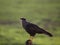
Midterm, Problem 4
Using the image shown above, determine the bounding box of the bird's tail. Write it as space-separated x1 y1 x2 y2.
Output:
44 31 53 37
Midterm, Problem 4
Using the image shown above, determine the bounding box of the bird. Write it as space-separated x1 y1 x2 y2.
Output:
20 18 53 41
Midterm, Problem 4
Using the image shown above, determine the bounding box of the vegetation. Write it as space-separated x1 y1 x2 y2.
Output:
0 0 60 45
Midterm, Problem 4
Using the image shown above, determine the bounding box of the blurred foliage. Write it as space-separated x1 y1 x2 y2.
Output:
0 0 60 45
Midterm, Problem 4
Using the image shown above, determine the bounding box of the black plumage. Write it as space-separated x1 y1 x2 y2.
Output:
20 18 53 37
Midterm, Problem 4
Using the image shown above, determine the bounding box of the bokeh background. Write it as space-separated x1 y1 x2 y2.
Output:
0 0 60 45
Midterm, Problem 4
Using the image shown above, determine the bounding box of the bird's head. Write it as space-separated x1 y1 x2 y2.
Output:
20 18 26 20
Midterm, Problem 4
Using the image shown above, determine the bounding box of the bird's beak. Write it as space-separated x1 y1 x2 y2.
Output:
20 18 22 20
20 18 26 20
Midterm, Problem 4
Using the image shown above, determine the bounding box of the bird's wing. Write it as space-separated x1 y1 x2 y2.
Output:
26 23 46 33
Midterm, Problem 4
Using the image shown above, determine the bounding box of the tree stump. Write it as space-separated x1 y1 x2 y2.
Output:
26 40 32 45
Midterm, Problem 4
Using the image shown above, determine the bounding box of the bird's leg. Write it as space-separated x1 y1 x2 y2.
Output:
29 36 34 41
26 36 33 45
25 36 33 45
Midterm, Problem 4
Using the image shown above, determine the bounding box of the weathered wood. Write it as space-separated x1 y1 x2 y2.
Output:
26 40 32 45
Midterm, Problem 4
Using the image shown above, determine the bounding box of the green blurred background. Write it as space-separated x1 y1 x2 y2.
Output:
0 0 60 45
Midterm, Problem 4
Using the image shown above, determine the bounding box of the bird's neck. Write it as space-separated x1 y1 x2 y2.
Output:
22 20 28 26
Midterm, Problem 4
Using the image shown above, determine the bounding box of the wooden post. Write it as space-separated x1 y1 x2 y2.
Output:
26 40 32 45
